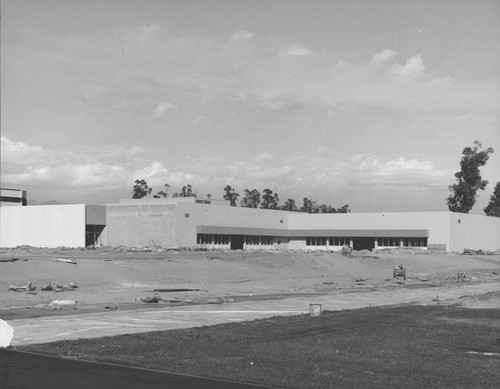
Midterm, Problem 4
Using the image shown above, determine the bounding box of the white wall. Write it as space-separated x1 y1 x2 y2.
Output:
288 212 450 247
0 205 86 248
449 213 500 252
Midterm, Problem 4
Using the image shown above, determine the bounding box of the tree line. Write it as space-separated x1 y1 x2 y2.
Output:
131 181 350 213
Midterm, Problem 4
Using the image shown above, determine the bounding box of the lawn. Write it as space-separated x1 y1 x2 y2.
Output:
19 305 500 388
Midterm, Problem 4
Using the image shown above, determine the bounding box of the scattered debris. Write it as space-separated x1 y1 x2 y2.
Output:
41 284 55 291
432 295 439 302
354 277 368 282
139 296 161 303
393 264 407 280
49 299 77 306
418 277 429 282
230 280 251 284
105 305 118 310
462 248 494 255
52 257 77 265
153 288 200 292
0 257 19 263
341 245 353 258
8 282 35 292
457 273 471 283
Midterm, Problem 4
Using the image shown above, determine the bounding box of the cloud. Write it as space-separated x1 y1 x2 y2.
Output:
192 115 207 125
278 44 314 56
254 152 274 163
390 55 427 80
230 30 256 41
371 49 397 65
152 101 178 118
111 99 138 110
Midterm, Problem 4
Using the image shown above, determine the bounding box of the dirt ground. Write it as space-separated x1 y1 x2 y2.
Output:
1 246 500 320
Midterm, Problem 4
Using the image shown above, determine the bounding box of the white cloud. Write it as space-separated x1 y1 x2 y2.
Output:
371 49 397 65
390 55 427 80
230 30 256 41
254 152 274 163
278 44 314 56
152 101 178 118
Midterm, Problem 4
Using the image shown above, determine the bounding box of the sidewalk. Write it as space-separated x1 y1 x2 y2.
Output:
8 281 500 346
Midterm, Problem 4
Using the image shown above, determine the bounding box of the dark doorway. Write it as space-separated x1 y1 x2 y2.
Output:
231 235 244 250
353 237 375 251
85 225 105 247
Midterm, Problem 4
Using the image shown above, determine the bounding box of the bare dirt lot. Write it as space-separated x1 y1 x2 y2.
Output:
1 246 500 321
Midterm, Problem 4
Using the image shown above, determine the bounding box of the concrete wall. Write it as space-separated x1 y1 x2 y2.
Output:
175 203 291 247
288 212 450 247
103 203 177 247
448 213 500 252
0 205 86 248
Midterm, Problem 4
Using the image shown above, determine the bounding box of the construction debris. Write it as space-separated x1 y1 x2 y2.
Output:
393 264 407 280
0 257 19 262
8 282 35 292
52 257 77 264
462 248 494 255
139 296 161 303
153 288 200 292
49 299 77 307
457 273 471 283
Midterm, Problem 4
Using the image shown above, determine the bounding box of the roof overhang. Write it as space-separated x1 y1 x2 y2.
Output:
197 225 428 238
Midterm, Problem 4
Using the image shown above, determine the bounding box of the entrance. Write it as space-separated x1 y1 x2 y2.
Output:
230 235 244 250
353 237 375 251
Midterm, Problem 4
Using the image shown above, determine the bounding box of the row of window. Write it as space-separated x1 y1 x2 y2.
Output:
197 234 230 245
306 237 351 246
196 234 274 246
306 237 428 247
246 236 273 246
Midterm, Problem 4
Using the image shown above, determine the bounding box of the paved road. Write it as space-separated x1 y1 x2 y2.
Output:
7 281 500 346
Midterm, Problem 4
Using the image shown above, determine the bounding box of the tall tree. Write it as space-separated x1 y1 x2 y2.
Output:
177 184 196 197
241 189 261 208
484 181 500 217
337 204 351 213
447 140 494 213
261 189 280 209
131 179 152 199
223 185 239 206
281 198 298 212
300 198 315 213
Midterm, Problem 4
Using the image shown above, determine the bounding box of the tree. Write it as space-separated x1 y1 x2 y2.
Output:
281 198 298 212
261 189 280 209
241 189 261 208
176 184 197 198
337 204 350 213
484 181 500 217
447 140 494 213
223 185 240 206
300 198 316 213
153 184 170 198
131 179 152 199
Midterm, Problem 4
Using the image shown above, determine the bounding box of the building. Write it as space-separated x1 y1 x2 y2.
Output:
1 195 499 252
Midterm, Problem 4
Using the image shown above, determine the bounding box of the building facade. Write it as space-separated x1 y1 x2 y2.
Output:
1 196 499 252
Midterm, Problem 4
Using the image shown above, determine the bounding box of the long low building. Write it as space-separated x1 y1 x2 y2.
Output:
1 196 499 252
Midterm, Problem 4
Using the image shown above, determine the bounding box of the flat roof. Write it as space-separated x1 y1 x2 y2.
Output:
197 225 428 238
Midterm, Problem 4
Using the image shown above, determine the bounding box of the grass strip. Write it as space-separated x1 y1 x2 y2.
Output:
19 305 500 388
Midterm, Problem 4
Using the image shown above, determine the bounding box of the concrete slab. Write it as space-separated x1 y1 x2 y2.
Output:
7 281 500 346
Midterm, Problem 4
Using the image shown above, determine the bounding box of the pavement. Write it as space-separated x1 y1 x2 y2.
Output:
7 281 500 346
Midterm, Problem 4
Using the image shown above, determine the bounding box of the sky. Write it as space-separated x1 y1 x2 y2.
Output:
1 0 500 213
